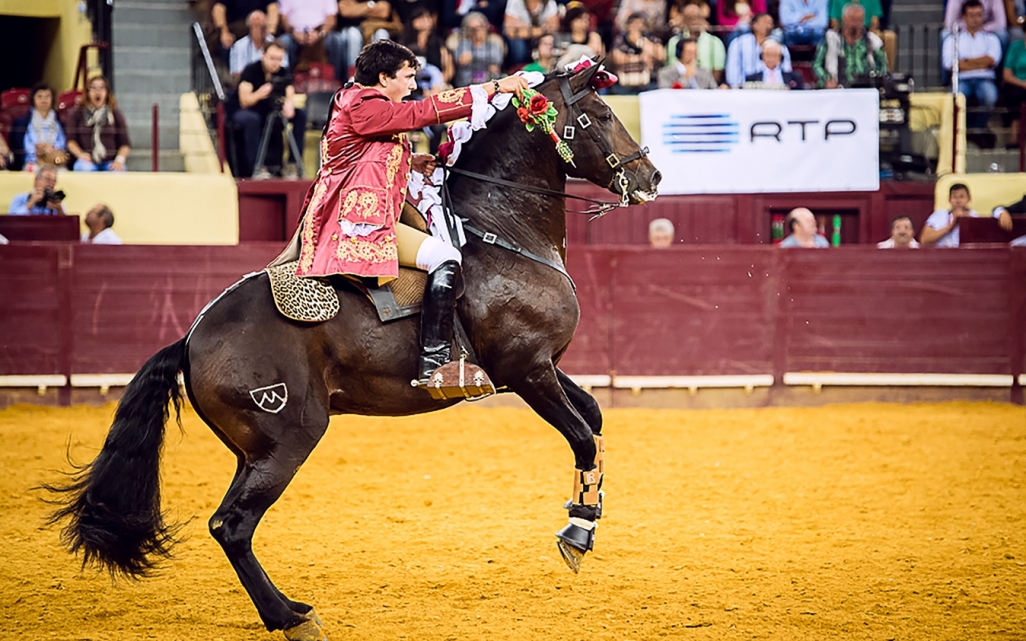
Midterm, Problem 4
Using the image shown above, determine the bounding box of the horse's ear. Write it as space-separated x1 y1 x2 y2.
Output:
570 58 603 91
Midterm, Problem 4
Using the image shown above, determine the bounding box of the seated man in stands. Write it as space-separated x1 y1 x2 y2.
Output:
212 0 280 53
659 38 719 89
877 215 920 248
779 0 829 46
277 0 348 82
230 9 290 81
813 3 887 88
827 0 896 74
8 164 65 215
233 40 307 178
921 182 1012 247
648 218 675 247
779 207 829 247
943 0 1003 149
725 12 792 88
81 204 123 245
65 76 132 172
745 39 804 88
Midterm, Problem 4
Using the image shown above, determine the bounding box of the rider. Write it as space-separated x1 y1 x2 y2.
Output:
294 40 529 389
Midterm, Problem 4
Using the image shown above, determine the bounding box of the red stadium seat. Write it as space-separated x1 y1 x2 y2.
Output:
1 88 31 121
56 89 82 122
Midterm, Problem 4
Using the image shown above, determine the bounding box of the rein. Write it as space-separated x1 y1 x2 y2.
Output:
444 166 621 218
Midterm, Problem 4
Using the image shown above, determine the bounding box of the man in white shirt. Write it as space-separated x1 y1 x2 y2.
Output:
81 204 123 245
877 215 920 248
942 0 1003 146
921 182 1010 247
229 10 290 80
725 12 792 87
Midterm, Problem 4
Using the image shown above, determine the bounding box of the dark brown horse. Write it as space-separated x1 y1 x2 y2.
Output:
47 63 660 641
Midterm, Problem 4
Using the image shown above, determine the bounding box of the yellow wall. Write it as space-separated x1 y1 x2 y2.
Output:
934 173 1026 214
0 0 93 90
0 172 240 244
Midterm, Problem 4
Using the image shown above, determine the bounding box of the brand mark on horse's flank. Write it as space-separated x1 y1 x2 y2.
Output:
250 383 288 413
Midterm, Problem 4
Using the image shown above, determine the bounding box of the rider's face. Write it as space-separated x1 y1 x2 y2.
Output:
379 62 418 103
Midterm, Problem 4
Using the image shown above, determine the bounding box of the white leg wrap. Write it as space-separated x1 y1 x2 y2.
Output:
415 236 462 273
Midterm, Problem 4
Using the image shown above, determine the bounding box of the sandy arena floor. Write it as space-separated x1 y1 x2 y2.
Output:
1 401 1024 640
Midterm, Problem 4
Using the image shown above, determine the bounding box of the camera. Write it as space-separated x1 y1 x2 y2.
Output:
42 189 66 203
270 73 293 103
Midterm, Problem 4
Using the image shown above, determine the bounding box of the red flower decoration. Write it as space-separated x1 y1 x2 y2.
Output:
516 106 531 124
529 93 549 116
437 141 454 163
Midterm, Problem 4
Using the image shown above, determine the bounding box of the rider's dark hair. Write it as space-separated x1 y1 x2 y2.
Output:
354 40 420 87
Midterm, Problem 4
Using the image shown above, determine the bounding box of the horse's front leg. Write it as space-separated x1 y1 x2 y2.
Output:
511 364 604 573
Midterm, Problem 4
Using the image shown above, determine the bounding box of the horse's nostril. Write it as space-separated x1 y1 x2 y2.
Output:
651 170 662 186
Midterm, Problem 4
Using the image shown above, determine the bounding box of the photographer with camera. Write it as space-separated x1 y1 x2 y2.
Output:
232 39 307 178
8 164 66 216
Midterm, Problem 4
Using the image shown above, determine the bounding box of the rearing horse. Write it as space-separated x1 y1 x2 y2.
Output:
48 63 661 641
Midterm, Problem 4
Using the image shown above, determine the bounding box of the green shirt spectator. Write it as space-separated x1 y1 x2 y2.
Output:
813 29 887 87
1006 39 1026 82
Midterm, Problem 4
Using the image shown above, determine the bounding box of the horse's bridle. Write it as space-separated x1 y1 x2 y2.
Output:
555 75 650 211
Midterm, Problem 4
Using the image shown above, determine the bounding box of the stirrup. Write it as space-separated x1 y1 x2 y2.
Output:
411 354 495 400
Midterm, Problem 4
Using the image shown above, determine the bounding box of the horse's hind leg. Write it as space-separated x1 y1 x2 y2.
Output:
511 364 602 573
207 411 329 640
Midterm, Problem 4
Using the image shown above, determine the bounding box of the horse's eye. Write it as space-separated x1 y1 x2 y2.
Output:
600 110 613 122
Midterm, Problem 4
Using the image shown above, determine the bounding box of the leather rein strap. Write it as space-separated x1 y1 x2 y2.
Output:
444 166 618 217
462 223 576 292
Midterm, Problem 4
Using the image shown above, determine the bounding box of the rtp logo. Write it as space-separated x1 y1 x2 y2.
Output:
663 114 739 153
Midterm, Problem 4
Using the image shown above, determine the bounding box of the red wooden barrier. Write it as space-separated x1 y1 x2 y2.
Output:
2 244 1023 404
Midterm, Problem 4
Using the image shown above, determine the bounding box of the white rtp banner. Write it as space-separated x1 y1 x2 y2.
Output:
639 89 880 194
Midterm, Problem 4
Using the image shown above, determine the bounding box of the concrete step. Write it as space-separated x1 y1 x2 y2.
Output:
126 123 182 148
113 69 190 94
112 4 192 28
127 149 186 172
116 93 183 115
114 22 194 48
965 149 1022 173
113 46 191 72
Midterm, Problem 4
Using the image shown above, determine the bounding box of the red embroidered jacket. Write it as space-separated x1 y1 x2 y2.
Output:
295 85 475 282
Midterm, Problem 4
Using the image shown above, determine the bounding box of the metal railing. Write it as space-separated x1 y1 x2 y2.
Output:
190 21 228 172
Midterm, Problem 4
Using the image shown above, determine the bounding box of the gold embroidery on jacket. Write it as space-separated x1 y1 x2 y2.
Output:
385 143 403 187
341 188 381 220
436 88 466 104
299 180 328 273
336 234 398 264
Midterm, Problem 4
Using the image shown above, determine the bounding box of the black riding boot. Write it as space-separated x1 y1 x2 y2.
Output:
418 260 460 384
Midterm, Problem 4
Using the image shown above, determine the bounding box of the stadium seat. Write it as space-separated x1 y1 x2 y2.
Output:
56 89 82 122
1 88 31 121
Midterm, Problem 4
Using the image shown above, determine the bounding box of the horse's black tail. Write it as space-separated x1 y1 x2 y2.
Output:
44 338 189 579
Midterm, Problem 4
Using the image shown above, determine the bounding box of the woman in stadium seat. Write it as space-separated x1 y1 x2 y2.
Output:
21 82 69 171
65 75 131 172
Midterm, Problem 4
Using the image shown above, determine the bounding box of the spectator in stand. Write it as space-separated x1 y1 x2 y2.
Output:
779 0 829 46
718 0 767 44
212 0 280 53
993 192 1026 217
277 0 349 82
814 3 887 88
877 215 920 248
8 164 65 216
20 83 68 171
230 9 290 81
828 0 896 72
615 0 667 38
452 12 505 87
523 34 560 72
745 39 804 87
945 0 1007 48
65 76 131 172
658 38 719 88
338 0 402 51
504 0 561 65
233 40 307 178
441 0 505 33
942 0 1003 148
649 218 675 247
562 3 605 57
725 12 792 87
666 4 726 83
1000 36 1026 146
921 182 1012 247
0 134 10 170
779 207 829 247
81 204 123 245
611 12 665 93
401 7 455 86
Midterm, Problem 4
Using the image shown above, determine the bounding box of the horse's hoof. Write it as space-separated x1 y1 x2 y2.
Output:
283 609 327 641
556 538 586 574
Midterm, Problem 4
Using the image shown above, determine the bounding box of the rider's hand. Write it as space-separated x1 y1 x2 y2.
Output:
494 75 530 101
411 153 437 177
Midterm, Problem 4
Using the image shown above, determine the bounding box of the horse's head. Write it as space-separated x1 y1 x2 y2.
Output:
541 61 661 204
